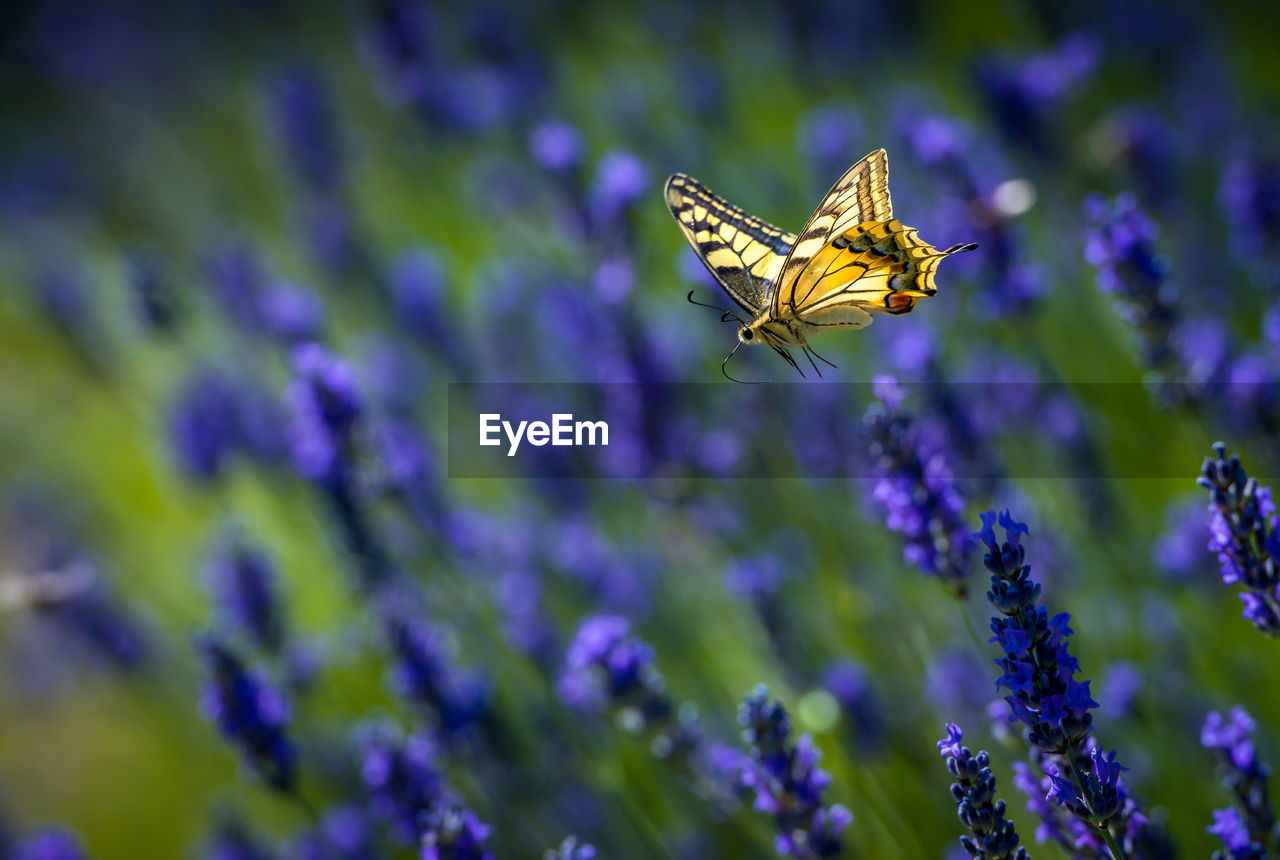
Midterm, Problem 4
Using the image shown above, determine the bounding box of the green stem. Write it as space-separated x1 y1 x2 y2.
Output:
1100 826 1130 860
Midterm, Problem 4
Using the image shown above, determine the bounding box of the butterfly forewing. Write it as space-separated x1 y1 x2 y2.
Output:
665 173 796 316
772 149 893 318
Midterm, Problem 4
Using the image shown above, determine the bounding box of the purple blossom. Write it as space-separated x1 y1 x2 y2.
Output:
1202 706 1278 852
292 805 379 860
261 283 326 344
202 817 275 860
937 724 1028 859
589 150 649 221
268 66 343 193
1208 807 1259 858
1153 496 1212 579
560 615 709 774
204 532 285 653
287 343 363 483
203 239 267 333
738 686 849 858
976 34 1098 153
197 635 296 792
1098 663 1142 718
359 0 434 108
168 369 250 481
530 120 584 172
354 720 442 845
1083 193 1183 384
420 806 493 860
1199 442 1280 635
823 660 883 747
865 378 972 594
1220 152 1280 257
12 828 91 860
544 836 595 860
560 615 659 713
977 509 1150 852
383 609 488 736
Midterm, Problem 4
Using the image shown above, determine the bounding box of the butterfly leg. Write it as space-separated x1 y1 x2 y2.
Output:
770 343 805 378
801 344 825 379
805 343 839 371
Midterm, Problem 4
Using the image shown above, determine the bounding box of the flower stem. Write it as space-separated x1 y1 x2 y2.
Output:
1101 826 1130 860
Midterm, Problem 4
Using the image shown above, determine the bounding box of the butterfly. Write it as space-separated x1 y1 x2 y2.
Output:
665 148 977 380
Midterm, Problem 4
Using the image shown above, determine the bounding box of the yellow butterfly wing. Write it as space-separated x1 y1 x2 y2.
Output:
771 148 892 319
773 149 972 327
664 173 795 316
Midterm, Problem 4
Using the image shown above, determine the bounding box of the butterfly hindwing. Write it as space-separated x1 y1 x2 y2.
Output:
788 219 958 323
665 173 796 316
772 149 893 318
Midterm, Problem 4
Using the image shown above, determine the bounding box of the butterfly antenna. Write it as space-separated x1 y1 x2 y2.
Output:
943 242 980 255
721 340 764 385
687 290 744 325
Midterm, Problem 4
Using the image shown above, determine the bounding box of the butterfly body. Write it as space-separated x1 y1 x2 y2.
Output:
666 149 977 376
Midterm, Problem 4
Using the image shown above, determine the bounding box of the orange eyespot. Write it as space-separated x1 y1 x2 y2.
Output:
886 293 915 313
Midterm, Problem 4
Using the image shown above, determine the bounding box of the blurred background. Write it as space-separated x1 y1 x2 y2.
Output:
2 0 1280 857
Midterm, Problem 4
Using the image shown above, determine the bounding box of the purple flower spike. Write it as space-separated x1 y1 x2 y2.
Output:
738 685 849 858
937 723 1028 859
1202 706 1278 854
1199 443 1280 636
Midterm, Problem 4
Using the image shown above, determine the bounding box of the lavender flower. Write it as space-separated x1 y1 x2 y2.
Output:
1011 757 1105 857
204 532 285 653
1198 442 1280 634
261 283 326 345
268 66 343 193
355 720 442 845
420 806 493 860
293 805 380 860
203 239 266 333
738 685 851 858
559 613 729 800
387 247 470 374
360 0 434 108
32 263 96 359
1220 152 1280 258
543 837 596 860
383 609 488 736
589 150 649 223
288 343 363 484
1152 496 1212 580
937 723 1028 859
202 817 276 860
976 34 1098 153
1209 806 1264 860
978 510 1148 856
559 615 677 740
530 120 584 172
1202 707 1278 853
12 828 91 860
168 370 245 481
865 376 972 595
197 635 296 792
822 660 883 748
1082 194 1182 385
34 568 151 671
169 368 286 481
